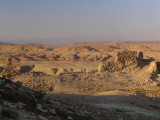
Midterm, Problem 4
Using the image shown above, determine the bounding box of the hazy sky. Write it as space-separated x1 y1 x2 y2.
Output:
0 0 160 45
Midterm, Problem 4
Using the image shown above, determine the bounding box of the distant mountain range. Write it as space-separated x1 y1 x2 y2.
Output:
1 41 160 46
73 41 160 46
0 42 16 45
0 42 44 46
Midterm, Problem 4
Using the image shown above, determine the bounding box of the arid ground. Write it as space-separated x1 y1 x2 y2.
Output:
1 42 160 120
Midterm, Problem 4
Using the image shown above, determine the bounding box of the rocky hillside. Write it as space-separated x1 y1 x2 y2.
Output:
0 78 104 120
1 75 160 120
0 44 157 63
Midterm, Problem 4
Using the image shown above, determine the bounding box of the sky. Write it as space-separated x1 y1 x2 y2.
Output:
0 0 160 45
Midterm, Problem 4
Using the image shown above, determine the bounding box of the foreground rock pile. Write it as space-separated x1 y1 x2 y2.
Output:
2 77 99 120
0 78 44 119
0 77 135 120
2 76 160 120
1 77 159 120
1 77 132 120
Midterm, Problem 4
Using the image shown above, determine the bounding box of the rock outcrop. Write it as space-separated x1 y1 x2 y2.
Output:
148 61 158 76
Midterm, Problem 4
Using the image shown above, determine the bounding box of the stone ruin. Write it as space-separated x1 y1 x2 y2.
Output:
0 57 19 79
98 50 143 72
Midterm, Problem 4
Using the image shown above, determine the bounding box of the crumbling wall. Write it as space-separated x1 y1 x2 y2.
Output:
137 52 143 67
105 61 124 72
1 57 19 79
98 50 143 72
115 50 138 67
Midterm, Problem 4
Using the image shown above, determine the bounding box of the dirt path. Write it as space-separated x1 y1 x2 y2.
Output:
45 92 160 120
95 103 160 118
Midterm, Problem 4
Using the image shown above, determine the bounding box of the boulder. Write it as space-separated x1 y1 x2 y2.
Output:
97 62 106 72
72 68 84 73
1 108 19 119
148 61 157 76
67 68 73 73
51 68 58 75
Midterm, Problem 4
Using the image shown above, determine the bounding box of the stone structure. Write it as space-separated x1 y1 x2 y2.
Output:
1 57 19 79
116 50 138 67
98 50 143 72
